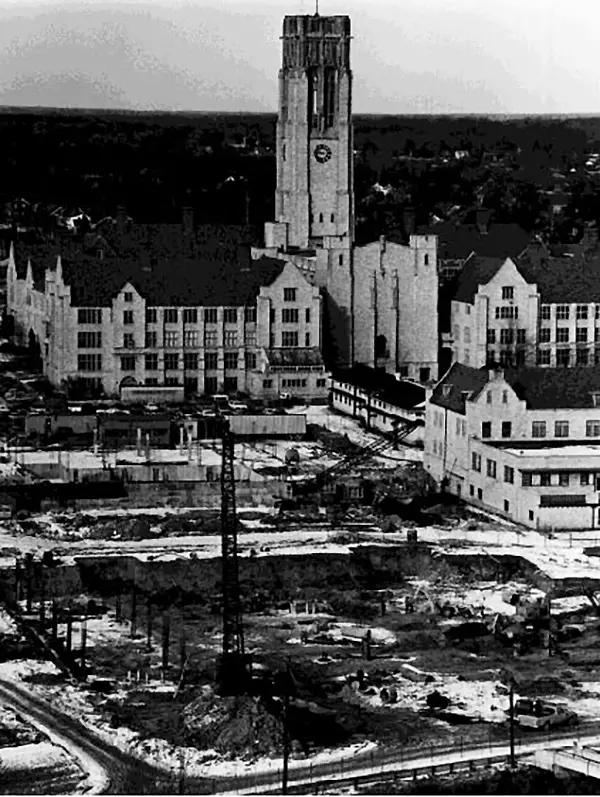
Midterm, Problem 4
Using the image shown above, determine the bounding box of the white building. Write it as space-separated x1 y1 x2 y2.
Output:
252 13 438 383
450 251 600 369
6 239 328 401
331 365 427 445
425 363 600 530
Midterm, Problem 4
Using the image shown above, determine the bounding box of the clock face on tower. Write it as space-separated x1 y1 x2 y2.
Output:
313 143 332 164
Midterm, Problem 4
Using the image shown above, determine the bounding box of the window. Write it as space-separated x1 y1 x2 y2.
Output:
522 472 532 487
224 330 238 347
282 331 299 347
504 500 510 513
263 379 273 389
123 310 134 325
316 378 327 388
245 352 257 370
556 305 570 320
486 391 493 404
224 308 237 324
464 350 470 365
305 308 311 323
501 421 512 438
284 288 297 302
577 327 588 343
577 349 589 366
529 510 534 521
164 353 179 370
555 421 569 438
224 376 238 392
477 488 483 501
577 305 589 320
145 331 157 348
481 421 492 438
556 327 569 343
339 254 344 265
204 376 218 394
541 305 551 320
124 292 133 303
120 355 136 371
78 354 102 371
540 472 551 487
504 466 514 484
586 420 600 437
556 348 570 366
77 331 101 348
486 459 497 479
77 308 102 324
558 472 570 487
184 377 198 394
537 349 551 365
145 378 158 386
224 352 238 370
164 309 178 324
165 376 180 386
454 326 461 341
471 452 482 472
500 328 514 345
184 330 198 348
464 327 471 343
245 330 257 346
502 391 508 404
581 473 590 486
123 333 135 349
539 328 551 343
465 305 471 315
184 353 198 370
486 350 496 366
517 329 526 344
532 421 546 438
164 331 178 348
305 333 311 347
502 286 514 300
318 213 324 223
487 329 496 344
245 307 257 323
595 328 600 342
469 484 474 496
420 367 431 382
205 353 218 370
145 354 158 370
183 308 198 324
205 330 218 347
204 308 218 324
146 308 157 324
282 308 299 323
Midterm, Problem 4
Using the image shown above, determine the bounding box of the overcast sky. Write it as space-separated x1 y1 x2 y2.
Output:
0 0 597 114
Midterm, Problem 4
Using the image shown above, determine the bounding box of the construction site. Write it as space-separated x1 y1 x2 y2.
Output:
2 401 600 794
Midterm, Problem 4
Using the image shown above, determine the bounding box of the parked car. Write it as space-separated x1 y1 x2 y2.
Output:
515 699 578 731
229 401 249 413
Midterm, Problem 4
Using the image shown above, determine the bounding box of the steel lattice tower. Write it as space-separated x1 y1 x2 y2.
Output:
217 419 248 695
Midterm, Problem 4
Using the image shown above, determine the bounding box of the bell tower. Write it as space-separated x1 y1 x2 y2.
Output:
275 14 354 251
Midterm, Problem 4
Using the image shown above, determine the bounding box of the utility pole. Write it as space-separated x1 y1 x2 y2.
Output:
282 662 291 795
509 682 516 768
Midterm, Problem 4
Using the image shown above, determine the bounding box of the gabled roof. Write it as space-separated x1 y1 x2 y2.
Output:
504 367 600 410
453 256 509 303
430 362 489 415
333 365 426 411
453 250 600 305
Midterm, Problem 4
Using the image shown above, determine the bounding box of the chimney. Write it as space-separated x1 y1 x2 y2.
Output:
403 206 416 236
116 206 128 239
582 222 598 250
476 208 492 235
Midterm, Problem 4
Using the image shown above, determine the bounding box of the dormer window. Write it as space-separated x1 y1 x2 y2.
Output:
502 286 514 301
442 384 451 397
124 292 133 303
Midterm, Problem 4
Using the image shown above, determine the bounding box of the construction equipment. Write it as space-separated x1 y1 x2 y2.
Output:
292 420 420 499
216 417 251 695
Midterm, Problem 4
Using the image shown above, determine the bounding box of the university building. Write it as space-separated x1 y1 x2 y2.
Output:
252 13 439 383
425 363 600 530
6 230 327 400
450 250 600 370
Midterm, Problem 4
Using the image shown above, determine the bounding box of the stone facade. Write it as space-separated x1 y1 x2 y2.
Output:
6 246 328 401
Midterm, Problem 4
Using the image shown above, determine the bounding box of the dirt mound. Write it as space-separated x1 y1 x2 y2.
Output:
181 689 284 759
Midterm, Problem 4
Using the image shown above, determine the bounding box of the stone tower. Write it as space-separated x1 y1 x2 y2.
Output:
275 14 354 252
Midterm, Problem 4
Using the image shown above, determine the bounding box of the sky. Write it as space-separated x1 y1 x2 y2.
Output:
0 0 597 115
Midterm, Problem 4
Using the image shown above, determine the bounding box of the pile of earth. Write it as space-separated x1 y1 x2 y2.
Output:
181 688 284 759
